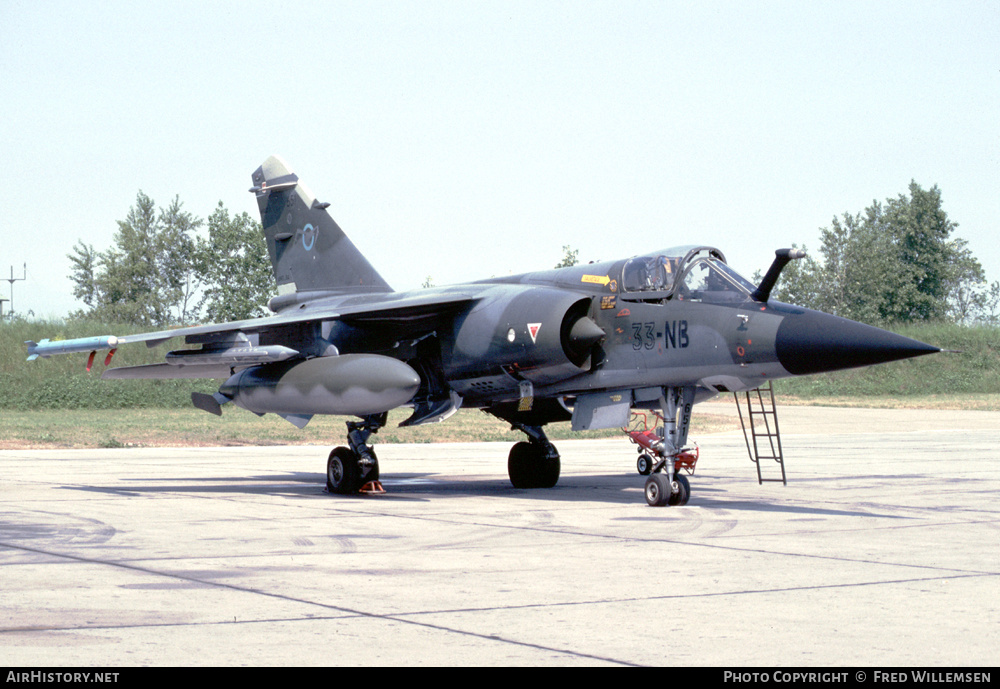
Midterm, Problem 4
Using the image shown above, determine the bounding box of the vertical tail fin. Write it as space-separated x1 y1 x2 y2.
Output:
250 156 392 299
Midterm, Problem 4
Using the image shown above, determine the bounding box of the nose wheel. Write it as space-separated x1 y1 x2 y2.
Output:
644 472 690 506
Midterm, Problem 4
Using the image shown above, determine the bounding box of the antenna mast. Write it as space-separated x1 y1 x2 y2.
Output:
4 263 26 318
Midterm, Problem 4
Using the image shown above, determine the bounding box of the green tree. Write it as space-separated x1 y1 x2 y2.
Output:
68 192 201 326
67 194 277 325
67 241 98 308
878 182 968 321
555 245 579 268
194 202 275 322
807 182 983 325
980 281 1000 325
98 191 164 324
157 196 203 323
814 208 896 323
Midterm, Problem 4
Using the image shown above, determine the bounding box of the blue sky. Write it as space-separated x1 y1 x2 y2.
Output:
2 1 997 318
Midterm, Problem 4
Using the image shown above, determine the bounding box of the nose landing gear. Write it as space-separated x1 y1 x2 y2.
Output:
644 472 691 507
626 387 698 507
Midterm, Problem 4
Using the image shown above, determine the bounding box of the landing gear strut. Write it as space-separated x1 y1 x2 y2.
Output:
626 386 698 507
326 412 386 495
507 422 560 489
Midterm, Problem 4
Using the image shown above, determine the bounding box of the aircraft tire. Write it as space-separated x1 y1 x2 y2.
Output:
668 473 691 506
637 453 653 475
508 442 560 489
327 447 362 494
507 442 535 488
534 450 560 489
644 474 671 507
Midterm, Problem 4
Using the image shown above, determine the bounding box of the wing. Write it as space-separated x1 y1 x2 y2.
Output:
27 292 477 379
29 154 479 380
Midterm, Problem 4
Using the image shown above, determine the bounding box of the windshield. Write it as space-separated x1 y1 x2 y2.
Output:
675 258 755 304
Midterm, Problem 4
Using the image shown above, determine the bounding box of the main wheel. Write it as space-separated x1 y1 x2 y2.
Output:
644 473 670 506
327 447 362 494
668 473 691 506
534 450 560 488
507 442 534 488
508 441 560 489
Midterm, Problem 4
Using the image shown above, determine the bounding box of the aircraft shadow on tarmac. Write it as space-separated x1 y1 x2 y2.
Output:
58 471 900 518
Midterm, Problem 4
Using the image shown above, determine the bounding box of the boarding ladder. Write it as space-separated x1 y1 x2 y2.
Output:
734 382 787 485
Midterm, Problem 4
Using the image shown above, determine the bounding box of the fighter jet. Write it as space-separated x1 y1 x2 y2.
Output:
27 156 940 506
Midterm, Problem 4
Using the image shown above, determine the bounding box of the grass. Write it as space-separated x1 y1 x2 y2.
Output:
3 391 995 450
2 318 218 410
0 407 741 450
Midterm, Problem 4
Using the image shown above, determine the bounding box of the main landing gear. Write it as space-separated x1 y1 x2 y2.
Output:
326 412 386 495
626 386 698 507
506 422 560 489
325 412 563 496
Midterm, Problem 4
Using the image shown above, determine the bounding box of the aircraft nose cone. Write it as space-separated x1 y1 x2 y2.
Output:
775 309 940 376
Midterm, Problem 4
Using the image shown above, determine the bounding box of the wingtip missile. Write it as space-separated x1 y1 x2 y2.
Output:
26 336 120 361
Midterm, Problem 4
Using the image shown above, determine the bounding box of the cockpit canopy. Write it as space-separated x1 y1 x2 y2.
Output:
622 246 757 304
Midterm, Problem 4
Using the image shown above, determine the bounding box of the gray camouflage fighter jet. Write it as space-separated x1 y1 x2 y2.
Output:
27 156 940 506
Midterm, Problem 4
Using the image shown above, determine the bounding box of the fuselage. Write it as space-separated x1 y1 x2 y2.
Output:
266 246 937 425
